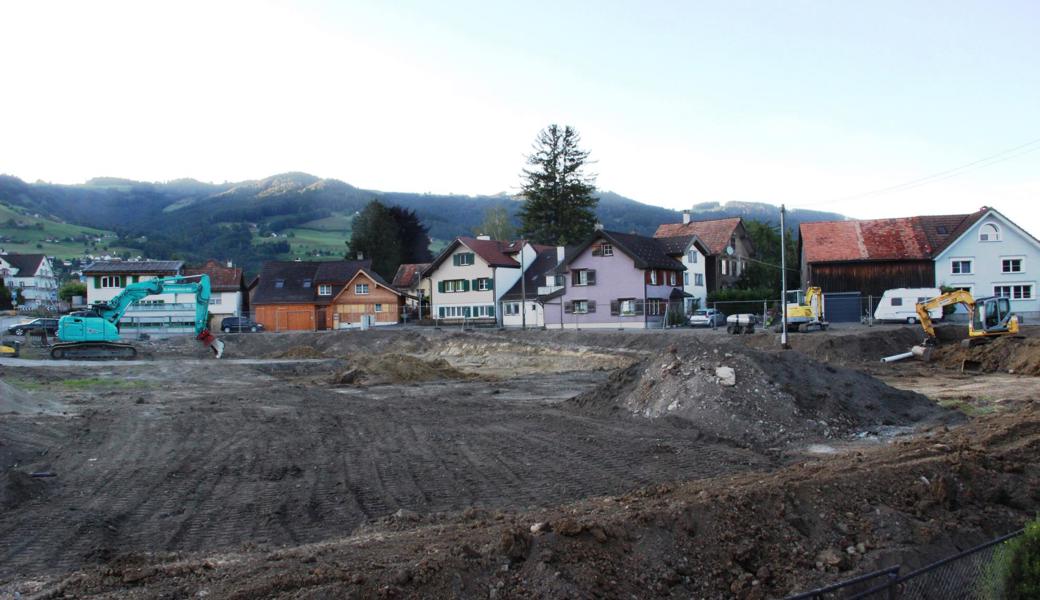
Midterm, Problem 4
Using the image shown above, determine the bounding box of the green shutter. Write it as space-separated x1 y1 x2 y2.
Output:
452 254 460 266
488 304 495 317
462 279 470 292
93 276 101 289
132 275 139 283
472 278 480 290
467 252 475 264
486 278 493 290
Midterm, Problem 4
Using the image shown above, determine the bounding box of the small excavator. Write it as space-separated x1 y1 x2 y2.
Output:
50 274 225 360
915 289 1019 348
774 286 829 333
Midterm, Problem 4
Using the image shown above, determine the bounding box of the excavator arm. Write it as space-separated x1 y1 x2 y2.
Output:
915 289 976 342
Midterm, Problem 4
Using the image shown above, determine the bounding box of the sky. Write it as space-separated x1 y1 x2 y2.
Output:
1 0 1038 233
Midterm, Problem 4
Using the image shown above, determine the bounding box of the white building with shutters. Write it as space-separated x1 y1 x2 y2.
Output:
932 207 1040 320
81 260 197 335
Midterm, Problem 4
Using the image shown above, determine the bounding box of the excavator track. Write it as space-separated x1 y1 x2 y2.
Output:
50 342 138 360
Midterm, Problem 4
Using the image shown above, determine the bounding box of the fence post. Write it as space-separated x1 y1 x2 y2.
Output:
868 295 874 327
762 300 767 326
886 568 899 600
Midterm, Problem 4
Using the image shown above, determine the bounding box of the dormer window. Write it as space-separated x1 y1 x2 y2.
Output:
274 279 285 288
979 223 1001 242
302 278 312 288
936 225 948 235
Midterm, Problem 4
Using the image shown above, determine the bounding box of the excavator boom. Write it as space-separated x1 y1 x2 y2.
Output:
914 290 1018 347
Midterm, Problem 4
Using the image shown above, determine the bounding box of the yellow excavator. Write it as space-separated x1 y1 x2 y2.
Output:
1 341 19 357
916 290 1019 348
780 286 829 333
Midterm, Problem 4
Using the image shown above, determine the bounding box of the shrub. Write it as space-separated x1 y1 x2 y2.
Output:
979 518 1040 599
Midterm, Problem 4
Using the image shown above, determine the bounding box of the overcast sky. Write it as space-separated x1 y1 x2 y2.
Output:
2 1 1038 233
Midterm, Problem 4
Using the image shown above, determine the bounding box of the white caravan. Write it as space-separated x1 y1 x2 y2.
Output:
873 288 943 323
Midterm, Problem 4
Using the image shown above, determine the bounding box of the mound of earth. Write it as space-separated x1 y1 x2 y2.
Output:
570 343 955 450
331 353 480 385
744 325 968 366
932 335 1040 375
1 470 48 510
0 379 64 415
267 345 328 359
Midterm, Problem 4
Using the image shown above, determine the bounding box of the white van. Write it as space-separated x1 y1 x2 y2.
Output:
874 288 943 323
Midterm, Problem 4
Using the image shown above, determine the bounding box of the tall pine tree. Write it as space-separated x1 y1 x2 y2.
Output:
347 200 404 279
518 125 598 245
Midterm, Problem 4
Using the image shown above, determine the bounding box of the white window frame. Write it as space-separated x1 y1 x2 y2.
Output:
649 270 657 285
1001 256 1024 274
355 283 370 295
318 284 333 296
209 296 222 305
457 253 474 266
979 222 1001 242
374 303 383 313
669 272 677 286
100 275 123 288
694 273 704 287
601 244 614 257
620 299 636 316
687 250 698 263
721 260 729 276
994 283 1034 300
576 270 590 286
573 300 589 314
477 278 491 291
683 272 689 286
950 258 973 275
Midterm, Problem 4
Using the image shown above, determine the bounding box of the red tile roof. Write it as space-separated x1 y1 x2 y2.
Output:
459 237 523 267
183 259 244 292
800 209 988 264
653 218 742 255
391 263 430 289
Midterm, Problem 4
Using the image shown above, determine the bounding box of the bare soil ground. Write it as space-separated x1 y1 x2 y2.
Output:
1 325 1038 599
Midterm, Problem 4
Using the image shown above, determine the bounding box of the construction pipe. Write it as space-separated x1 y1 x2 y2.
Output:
880 351 914 363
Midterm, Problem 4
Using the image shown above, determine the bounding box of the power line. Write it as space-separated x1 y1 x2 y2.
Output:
795 136 1040 209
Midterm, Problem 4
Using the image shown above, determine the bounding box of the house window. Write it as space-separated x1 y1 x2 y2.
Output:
100 275 123 288
620 299 636 315
694 273 704 286
318 284 332 296
936 225 948 235
453 252 475 266
668 272 677 286
573 300 589 314
442 279 469 293
951 260 972 274
646 299 665 316
355 283 370 295
649 270 658 285
1002 258 1023 273
374 303 383 313
601 244 613 256
302 278 312 288
683 272 689 286
891 297 903 307
504 302 520 316
274 279 285 288
979 223 1001 242
721 260 728 276
572 269 595 286
687 250 698 263
994 284 1033 299
476 278 491 291
209 297 222 305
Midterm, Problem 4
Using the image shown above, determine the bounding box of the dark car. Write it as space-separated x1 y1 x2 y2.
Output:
221 316 264 333
7 318 60 336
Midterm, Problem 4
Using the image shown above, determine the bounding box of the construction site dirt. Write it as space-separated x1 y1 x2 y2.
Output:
1 325 1038 599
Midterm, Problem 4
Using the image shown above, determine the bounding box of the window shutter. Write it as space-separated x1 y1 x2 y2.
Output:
488 304 495 317
437 280 445 293
634 299 645 315
439 307 445 318
592 245 602 257
564 301 573 314
610 300 619 316
587 300 596 313
644 270 651 285
462 279 470 292
467 252 475 264
571 271 579 286
586 270 596 286
463 306 472 318
132 275 139 284
472 278 480 289
94 276 101 289
452 254 460 266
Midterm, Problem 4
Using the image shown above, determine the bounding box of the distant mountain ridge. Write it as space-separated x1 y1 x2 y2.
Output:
0 172 846 271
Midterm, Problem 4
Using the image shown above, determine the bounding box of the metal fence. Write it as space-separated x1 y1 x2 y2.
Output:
787 528 1023 600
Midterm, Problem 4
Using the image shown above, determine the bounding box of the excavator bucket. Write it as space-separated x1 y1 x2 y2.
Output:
197 330 225 359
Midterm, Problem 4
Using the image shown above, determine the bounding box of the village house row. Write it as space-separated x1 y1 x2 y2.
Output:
72 206 1040 332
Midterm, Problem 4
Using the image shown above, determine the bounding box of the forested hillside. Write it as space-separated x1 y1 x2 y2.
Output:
0 173 843 274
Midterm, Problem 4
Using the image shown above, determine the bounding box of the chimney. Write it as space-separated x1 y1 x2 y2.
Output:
594 222 604 231
556 246 565 264
682 209 691 224
476 234 491 241
227 260 233 268
356 252 364 260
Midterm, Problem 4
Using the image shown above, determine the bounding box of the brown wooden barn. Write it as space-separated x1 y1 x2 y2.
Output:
326 268 405 328
251 259 371 331
799 211 986 296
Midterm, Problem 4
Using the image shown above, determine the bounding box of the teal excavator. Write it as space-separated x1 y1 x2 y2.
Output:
51 274 225 359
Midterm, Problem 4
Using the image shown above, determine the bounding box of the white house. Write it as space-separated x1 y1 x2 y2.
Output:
500 246 566 328
422 236 539 324
183 259 248 329
81 260 197 336
933 207 1040 319
0 253 59 309
656 234 710 313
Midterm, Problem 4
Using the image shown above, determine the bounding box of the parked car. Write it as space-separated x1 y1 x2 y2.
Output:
6 318 60 336
221 316 265 333
689 308 725 327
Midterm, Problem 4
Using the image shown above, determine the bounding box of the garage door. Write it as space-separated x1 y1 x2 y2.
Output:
824 292 862 323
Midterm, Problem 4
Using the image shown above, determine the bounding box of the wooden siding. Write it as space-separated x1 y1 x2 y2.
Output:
255 304 317 332
326 273 403 327
805 260 935 296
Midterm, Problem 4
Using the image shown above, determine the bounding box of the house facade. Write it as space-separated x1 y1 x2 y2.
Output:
656 234 710 312
326 268 405 328
500 246 566 328
391 262 431 314
547 230 686 329
654 213 754 292
252 259 371 331
81 260 196 335
932 208 1040 319
182 259 248 329
422 236 535 324
0 253 59 309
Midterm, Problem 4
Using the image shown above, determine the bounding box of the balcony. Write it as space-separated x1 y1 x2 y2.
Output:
125 302 197 313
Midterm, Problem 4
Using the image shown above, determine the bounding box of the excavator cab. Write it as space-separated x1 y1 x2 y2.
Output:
971 296 1017 337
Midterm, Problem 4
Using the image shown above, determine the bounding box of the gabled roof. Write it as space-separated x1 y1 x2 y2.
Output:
656 234 711 257
0 253 46 275
332 269 403 304
932 207 1040 260
501 246 562 301
563 230 684 272
183 259 244 293
653 217 743 255
392 263 430 289
82 260 183 274
800 209 987 264
251 259 371 305
424 237 522 275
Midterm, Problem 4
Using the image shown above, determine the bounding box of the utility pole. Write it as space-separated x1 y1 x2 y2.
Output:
520 240 527 330
780 204 790 349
